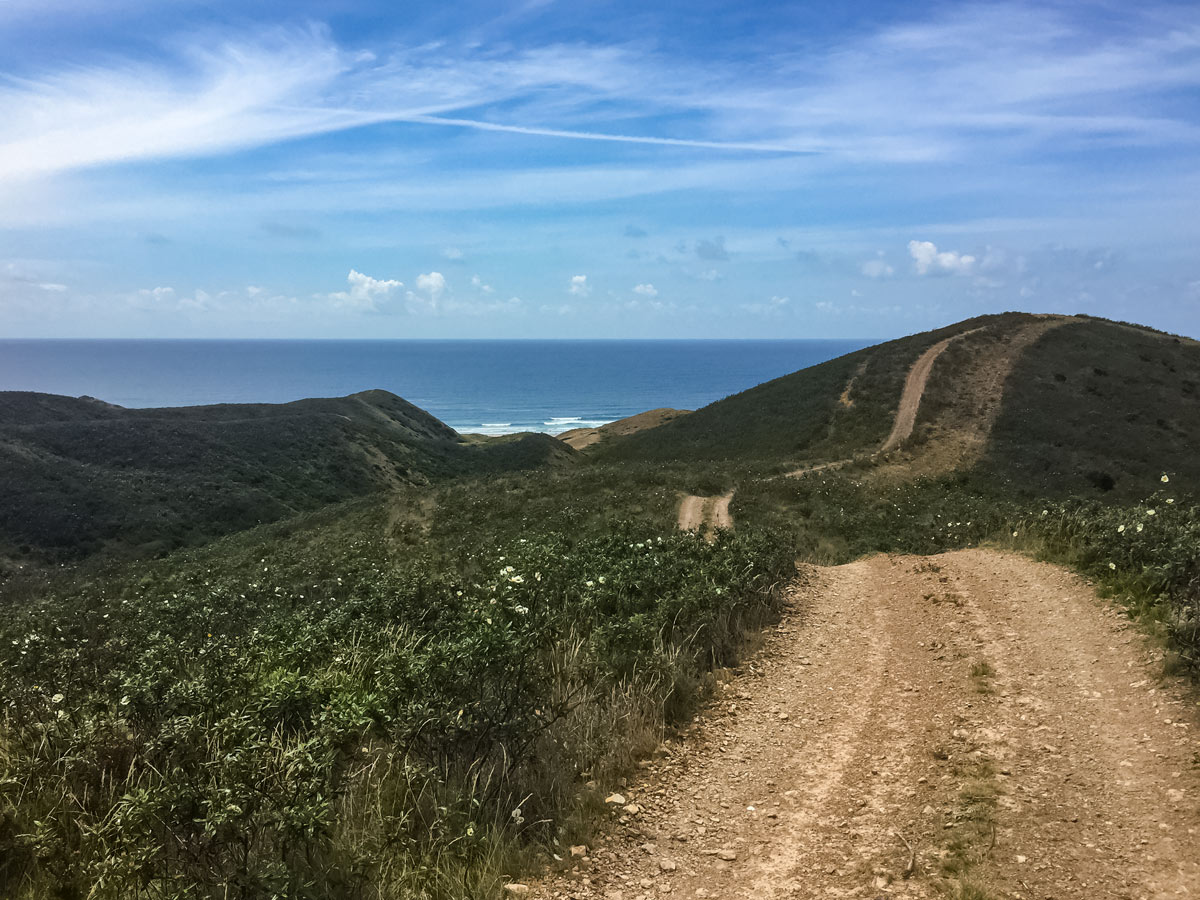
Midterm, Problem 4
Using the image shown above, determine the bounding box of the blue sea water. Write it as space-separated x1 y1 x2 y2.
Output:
0 340 872 435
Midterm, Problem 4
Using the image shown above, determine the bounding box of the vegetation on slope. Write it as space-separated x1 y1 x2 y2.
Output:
3 311 1200 899
0 390 574 566
978 317 1200 498
0 485 792 899
595 314 1023 466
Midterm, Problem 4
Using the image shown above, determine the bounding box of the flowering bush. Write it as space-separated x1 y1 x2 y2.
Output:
1013 484 1199 671
0 514 791 898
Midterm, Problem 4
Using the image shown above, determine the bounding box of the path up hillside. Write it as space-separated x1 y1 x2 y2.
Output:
596 313 1058 469
971 317 1200 498
605 313 1200 502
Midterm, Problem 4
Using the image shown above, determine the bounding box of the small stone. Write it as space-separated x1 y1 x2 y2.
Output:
624 803 642 815
571 844 589 858
1016 855 1027 864
606 793 628 806
503 885 531 895
716 849 737 861
659 859 678 872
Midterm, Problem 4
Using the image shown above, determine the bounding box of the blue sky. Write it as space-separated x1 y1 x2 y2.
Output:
2 0 1199 338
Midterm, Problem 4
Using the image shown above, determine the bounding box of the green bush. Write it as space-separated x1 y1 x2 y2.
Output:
0 513 791 899
1012 483 1199 671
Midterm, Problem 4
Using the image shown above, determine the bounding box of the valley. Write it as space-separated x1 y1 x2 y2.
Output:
2 312 1198 900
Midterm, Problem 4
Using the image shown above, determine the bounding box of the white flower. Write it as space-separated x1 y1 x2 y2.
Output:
585 580 595 588
1167 498 1175 504
598 576 606 584
509 575 525 584
1109 562 1117 570
514 605 529 615
1136 523 1144 532
51 693 64 703
1117 525 1125 533
535 572 542 581
1161 474 1170 483
1012 531 1019 538
1147 509 1156 516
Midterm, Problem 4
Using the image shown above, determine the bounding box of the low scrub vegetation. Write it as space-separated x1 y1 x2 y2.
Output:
1011 481 1199 674
0 501 792 899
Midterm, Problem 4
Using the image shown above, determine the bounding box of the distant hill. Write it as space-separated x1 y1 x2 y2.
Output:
597 312 1200 499
595 314 1011 464
557 407 691 450
0 389 574 563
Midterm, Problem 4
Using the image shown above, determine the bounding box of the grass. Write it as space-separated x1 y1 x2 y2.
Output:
0 480 794 899
936 756 1001 900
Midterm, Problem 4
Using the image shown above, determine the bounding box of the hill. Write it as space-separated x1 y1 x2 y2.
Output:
593 314 1005 465
0 389 574 564
597 313 1200 498
972 318 1200 497
557 407 690 450
3 313 1199 900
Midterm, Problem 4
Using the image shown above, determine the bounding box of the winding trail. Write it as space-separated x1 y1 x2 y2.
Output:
678 328 980 531
879 329 981 454
537 550 1200 899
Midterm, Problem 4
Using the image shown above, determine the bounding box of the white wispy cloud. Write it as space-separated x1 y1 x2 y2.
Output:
0 27 361 181
632 283 657 297
568 274 590 296
7 3 1196 188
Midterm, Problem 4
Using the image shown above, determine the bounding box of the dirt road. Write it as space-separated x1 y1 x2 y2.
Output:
677 492 734 540
538 550 1200 899
879 329 980 454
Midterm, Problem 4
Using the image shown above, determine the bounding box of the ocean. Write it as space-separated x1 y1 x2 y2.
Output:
0 339 872 435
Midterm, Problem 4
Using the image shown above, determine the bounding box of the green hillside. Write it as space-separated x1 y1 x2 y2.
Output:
3 313 1199 899
596 313 1027 466
0 390 574 563
977 318 1200 498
